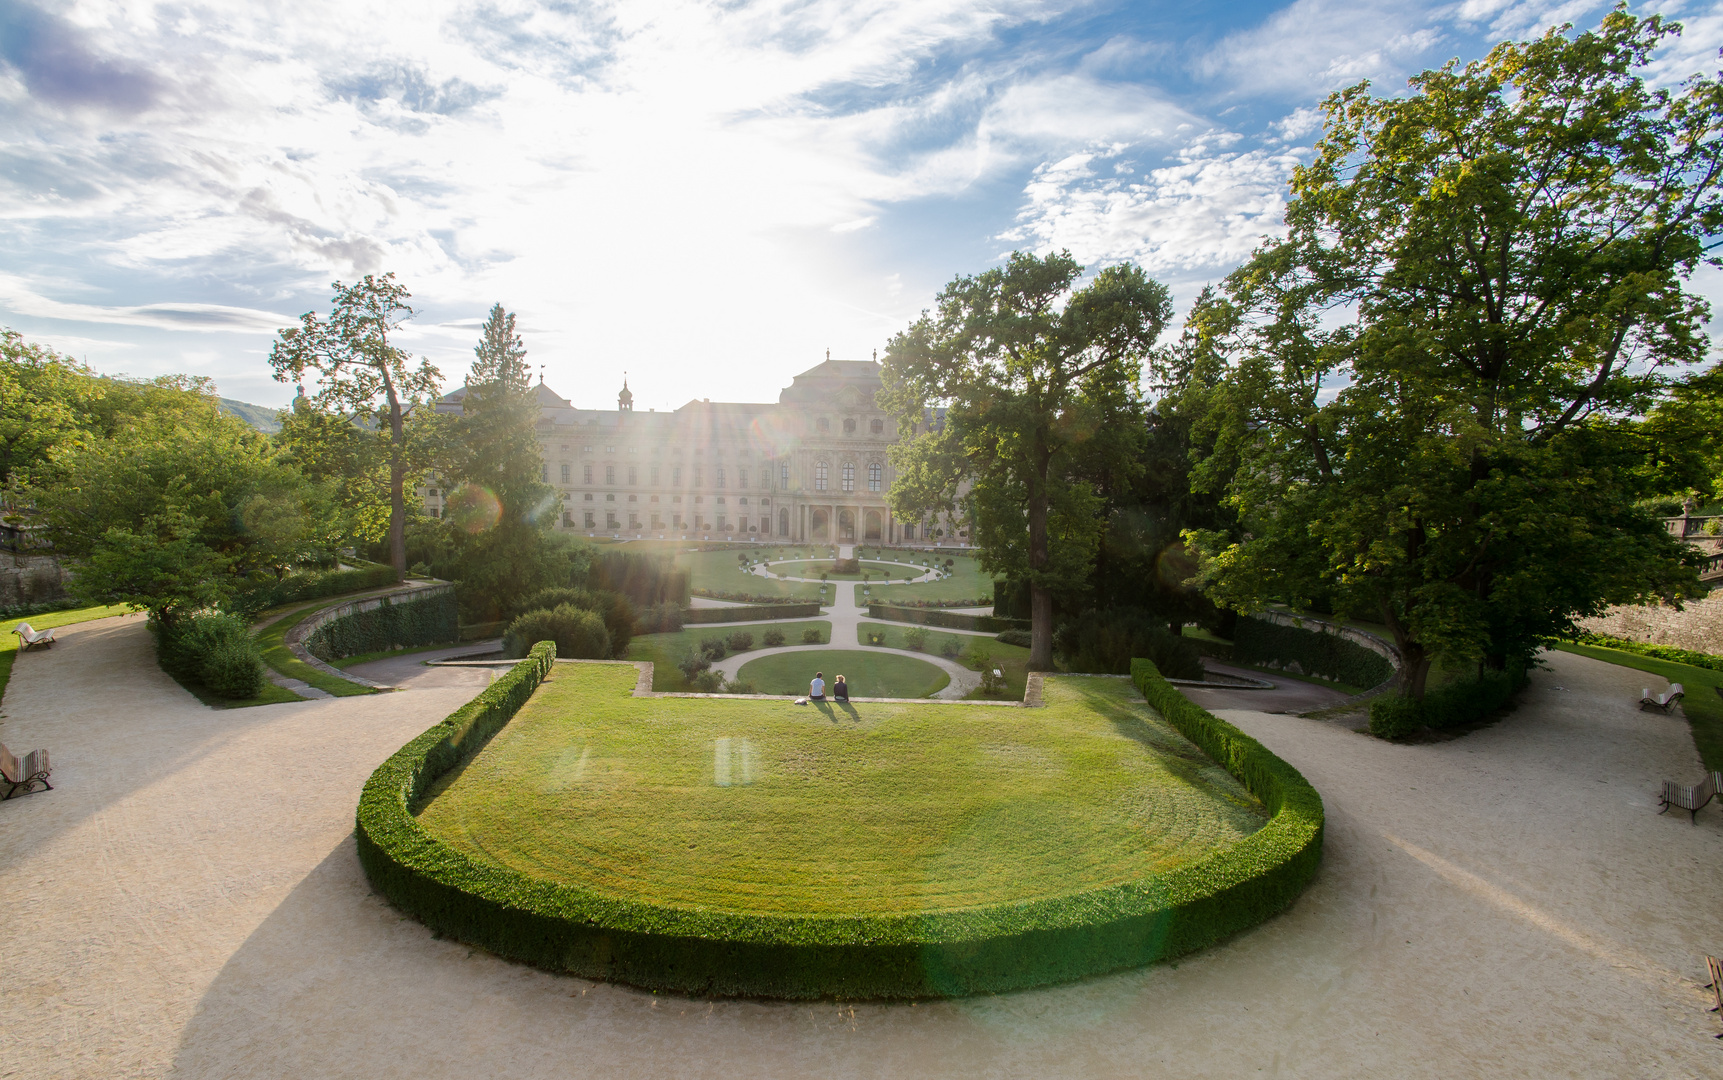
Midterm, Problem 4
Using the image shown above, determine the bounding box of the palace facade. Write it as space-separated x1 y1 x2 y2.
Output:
423 357 963 545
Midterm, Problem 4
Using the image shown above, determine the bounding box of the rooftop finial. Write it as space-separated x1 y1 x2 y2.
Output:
826 347 830 361
872 348 877 362
618 371 634 411
539 364 545 385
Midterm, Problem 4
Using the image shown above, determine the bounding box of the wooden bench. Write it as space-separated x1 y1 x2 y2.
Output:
1658 771 1722 823
12 622 56 651
1639 683 1684 712
0 742 51 799
1704 955 1723 1037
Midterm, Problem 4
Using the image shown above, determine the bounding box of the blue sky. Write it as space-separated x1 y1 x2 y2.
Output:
2 0 1719 410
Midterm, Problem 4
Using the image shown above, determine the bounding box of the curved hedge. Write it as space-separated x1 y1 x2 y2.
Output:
356 652 1324 1000
303 590 459 662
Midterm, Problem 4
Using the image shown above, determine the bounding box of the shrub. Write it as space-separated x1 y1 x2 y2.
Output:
152 611 266 701
355 649 1323 1000
801 628 824 644
1054 609 1204 681
700 636 728 660
722 676 756 694
303 591 460 662
677 650 711 682
502 605 610 660
1232 616 1392 689
513 587 635 657
867 603 1027 631
726 630 754 652
995 629 1031 648
691 670 723 693
1367 694 1423 739
979 666 1007 695
966 645 991 671
232 563 398 617
638 603 685 634
762 629 785 647
940 638 962 658
1369 666 1528 739
902 627 927 651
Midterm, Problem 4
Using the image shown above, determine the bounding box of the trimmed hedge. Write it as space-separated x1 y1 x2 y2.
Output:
1368 665 1529 739
1570 631 1723 672
1233 615 1393 689
237 564 399 614
303 591 459 662
355 655 1324 1000
867 603 1028 633
682 602 821 624
152 611 267 700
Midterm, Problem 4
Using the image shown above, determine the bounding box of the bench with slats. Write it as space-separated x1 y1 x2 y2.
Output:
0 742 50 800
1639 683 1685 712
1704 955 1723 1037
1658 771 1722 824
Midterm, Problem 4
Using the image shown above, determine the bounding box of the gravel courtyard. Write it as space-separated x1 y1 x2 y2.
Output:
1 615 1719 1078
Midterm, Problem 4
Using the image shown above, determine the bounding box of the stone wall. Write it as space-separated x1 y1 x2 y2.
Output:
0 554 70 608
1576 592 1723 654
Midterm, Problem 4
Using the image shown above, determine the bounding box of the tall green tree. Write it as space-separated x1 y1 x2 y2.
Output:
879 251 1172 669
1189 9 1719 695
268 274 441 578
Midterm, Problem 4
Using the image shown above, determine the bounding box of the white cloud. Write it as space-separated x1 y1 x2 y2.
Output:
1195 0 1447 96
0 275 293 333
999 138 1304 276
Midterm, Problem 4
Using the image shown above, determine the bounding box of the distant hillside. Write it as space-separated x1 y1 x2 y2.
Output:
220 398 284 434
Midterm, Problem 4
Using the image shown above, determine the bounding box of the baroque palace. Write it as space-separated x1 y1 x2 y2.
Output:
424 355 962 545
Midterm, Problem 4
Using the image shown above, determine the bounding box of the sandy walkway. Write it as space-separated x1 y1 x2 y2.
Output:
2 621 1721 1077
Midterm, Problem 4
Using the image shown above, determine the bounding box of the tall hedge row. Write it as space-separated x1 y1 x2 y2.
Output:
867 603 1028 633
682 602 821 624
303 591 459 662
237 563 399 613
1233 615 1393 689
355 654 1324 1000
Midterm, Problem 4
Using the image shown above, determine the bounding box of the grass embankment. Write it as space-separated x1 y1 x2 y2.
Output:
416 666 1266 915
627 622 832 691
1550 642 1723 772
254 600 379 697
736 648 951 698
1 604 136 706
853 621 1030 701
863 552 993 605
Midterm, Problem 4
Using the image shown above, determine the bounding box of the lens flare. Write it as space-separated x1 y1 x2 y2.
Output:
1154 541 1200 592
446 483 503 534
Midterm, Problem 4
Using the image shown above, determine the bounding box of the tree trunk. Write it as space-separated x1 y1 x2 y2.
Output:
1027 438 1053 671
1029 582 1054 671
385 382 406 581
1380 603 1429 699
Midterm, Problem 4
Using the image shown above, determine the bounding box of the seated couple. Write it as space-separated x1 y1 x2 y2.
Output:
808 671 849 702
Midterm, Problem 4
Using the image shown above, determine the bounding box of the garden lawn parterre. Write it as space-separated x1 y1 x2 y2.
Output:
359 652 1324 998
415 665 1264 916
853 620 1031 700
766 559 918 581
734 648 950 698
864 552 994 605
627 622 833 691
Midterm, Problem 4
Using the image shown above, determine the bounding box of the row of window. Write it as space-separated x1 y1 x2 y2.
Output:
562 418 884 455
546 460 883 492
565 510 793 534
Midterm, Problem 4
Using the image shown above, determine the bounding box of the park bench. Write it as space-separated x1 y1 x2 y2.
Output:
1657 771 1722 824
12 622 56 650
1639 683 1684 712
1704 955 1723 1036
0 742 51 800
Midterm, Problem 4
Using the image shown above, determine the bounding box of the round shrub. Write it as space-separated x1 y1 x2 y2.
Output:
700 636 728 660
152 611 266 700
995 629 1032 648
512 587 636 657
1368 694 1422 739
902 627 927 651
726 630 754 652
504 605 611 660
202 639 266 700
762 629 785 647
801 628 824 644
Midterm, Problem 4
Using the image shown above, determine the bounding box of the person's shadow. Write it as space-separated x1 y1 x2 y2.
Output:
838 700 860 722
813 700 836 722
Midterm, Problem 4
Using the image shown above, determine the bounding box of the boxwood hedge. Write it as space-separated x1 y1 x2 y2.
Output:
304 590 459 662
355 651 1324 1000
1233 615 1393 689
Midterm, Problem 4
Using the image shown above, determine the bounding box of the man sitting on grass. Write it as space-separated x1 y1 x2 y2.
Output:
809 671 825 701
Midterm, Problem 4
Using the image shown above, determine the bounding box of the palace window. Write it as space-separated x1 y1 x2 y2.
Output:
605 446 615 454
841 462 855 492
605 464 616 484
843 418 856 434
583 446 593 454
628 465 638 485
651 513 662 528
815 460 828 491
583 493 593 501
583 464 593 484
715 467 725 488
628 494 638 502
673 466 682 485
738 468 747 488
817 417 830 432
584 511 595 528
694 467 704 487
540 464 548 482
650 465 659 485
868 462 882 492
629 513 639 528
738 496 748 506
649 494 660 502
606 494 616 502
870 418 883 435
560 463 571 483
606 512 618 529
780 462 789 486
903 523 914 540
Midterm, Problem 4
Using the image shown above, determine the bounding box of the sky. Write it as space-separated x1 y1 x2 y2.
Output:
2 0 1720 412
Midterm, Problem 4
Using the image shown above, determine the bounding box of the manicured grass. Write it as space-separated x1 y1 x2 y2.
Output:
736 648 951 698
416 665 1266 916
254 601 378 697
627 621 832 691
1551 642 1723 772
0 604 137 706
852 621 1031 701
865 552 994 604
765 559 919 581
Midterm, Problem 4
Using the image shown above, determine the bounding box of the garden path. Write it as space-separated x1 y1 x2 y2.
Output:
3 623 1720 1077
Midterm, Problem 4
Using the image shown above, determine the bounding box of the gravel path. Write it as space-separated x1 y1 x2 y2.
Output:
3 620 1721 1077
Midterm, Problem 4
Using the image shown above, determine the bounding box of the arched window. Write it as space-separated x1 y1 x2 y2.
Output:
841 461 855 492
870 418 883 435
843 418 856 434
815 460 829 491
778 508 789 535
868 462 882 492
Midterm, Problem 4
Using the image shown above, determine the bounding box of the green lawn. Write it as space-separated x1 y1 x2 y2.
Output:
853 621 1031 700
736 648 951 698
763 559 915 581
627 622 832 691
1 604 137 706
1551 642 1723 773
862 552 995 604
254 601 379 697
416 665 1266 915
